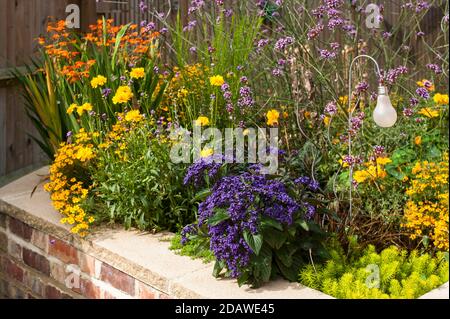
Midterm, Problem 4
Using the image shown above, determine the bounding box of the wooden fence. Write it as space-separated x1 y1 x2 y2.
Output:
0 0 447 177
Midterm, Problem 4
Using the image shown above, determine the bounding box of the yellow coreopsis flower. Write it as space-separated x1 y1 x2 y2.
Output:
90 75 107 88
112 86 134 104
353 170 370 183
418 107 440 118
200 147 214 158
415 136 422 146
433 93 449 106
376 157 392 166
266 109 280 126
195 116 210 126
130 67 145 79
209 75 225 87
76 102 93 116
67 103 78 114
125 110 143 122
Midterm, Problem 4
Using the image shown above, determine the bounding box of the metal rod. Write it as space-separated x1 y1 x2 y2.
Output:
347 55 382 226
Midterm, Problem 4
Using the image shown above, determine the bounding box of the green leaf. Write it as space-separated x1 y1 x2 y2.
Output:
237 272 249 287
263 229 287 250
261 216 283 231
208 208 230 226
275 254 303 282
244 231 263 255
213 260 224 277
111 23 131 70
296 220 309 231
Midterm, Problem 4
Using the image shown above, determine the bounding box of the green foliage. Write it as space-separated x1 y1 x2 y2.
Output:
299 245 449 299
169 233 215 263
88 121 195 232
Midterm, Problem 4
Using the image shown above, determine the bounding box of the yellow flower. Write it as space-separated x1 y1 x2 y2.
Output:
323 116 330 126
112 86 133 104
433 93 449 106
243 129 250 136
90 75 107 88
67 103 78 115
195 116 210 126
376 157 392 166
266 109 280 126
418 107 440 118
415 136 422 146
209 75 225 87
88 216 95 223
125 110 143 122
75 147 94 162
76 103 93 116
200 147 214 158
130 67 145 79
353 170 370 183
339 96 348 105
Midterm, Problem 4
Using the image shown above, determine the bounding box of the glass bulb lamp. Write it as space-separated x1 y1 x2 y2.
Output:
347 55 397 224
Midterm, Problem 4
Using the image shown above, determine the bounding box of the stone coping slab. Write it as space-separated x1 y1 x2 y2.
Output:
0 167 448 299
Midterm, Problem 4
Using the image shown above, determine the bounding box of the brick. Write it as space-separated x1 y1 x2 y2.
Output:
8 218 33 241
45 285 73 299
138 282 156 299
24 272 44 296
80 278 101 299
22 247 50 276
50 261 66 284
0 214 6 229
48 236 79 264
103 290 117 299
100 263 135 296
7 239 22 260
0 232 6 252
79 251 96 276
31 229 48 253
2 256 24 282
7 283 26 299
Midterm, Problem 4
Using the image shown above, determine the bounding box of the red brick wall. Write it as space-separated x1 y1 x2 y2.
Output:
0 212 171 299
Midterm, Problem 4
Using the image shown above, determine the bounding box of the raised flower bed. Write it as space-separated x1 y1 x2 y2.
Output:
4 0 449 299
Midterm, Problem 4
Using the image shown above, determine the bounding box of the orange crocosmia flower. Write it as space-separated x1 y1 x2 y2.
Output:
87 60 96 67
38 37 46 45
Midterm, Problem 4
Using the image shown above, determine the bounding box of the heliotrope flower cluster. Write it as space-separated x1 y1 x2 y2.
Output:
183 167 309 278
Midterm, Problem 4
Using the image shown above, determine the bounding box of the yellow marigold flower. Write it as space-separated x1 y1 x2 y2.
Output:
112 86 133 104
88 216 95 223
200 147 214 158
90 75 107 88
418 107 440 118
67 103 78 114
433 93 449 106
376 157 392 166
415 136 422 146
209 75 225 87
125 110 143 122
266 109 280 126
76 102 93 116
130 67 145 79
195 116 210 126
